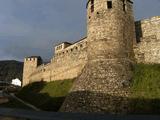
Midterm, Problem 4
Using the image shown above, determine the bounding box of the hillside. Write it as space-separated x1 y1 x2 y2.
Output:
0 60 23 82
1 64 160 114
1 79 74 111
131 63 160 114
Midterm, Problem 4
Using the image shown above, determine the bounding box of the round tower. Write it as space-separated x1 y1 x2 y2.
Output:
61 0 136 113
87 0 135 61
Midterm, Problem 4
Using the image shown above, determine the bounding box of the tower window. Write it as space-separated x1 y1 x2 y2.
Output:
107 1 112 9
123 0 127 12
91 0 94 12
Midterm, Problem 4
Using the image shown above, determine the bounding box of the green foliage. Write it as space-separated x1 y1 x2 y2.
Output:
40 80 74 97
2 63 160 113
16 79 74 111
132 63 160 98
131 63 160 114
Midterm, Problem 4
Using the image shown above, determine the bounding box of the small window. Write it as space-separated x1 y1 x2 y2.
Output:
75 47 78 50
123 0 126 12
107 1 112 9
80 44 83 48
91 0 94 12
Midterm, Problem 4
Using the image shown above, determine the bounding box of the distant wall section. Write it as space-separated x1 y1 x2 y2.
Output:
134 16 160 63
22 56 43 86
28 38 88 83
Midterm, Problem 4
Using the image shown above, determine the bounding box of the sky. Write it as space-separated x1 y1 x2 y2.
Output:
0 0 160 61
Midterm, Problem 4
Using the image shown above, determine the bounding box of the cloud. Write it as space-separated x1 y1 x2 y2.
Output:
0 0 159 61
0 0 87 61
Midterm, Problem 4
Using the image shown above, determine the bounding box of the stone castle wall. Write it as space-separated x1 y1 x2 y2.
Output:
22 0 160 114
23 57 42 86
61 0 135 113
134 16 160 63
23 16 160 86
25 38 87 85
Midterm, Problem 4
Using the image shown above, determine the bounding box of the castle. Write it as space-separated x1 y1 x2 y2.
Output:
23 0 160 113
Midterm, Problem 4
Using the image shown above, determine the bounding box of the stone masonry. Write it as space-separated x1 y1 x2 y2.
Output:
22 0 160 114
60 0 135 114
23 38 87 86
134 16 160 63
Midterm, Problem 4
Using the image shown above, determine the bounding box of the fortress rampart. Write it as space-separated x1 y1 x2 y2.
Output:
22 0 160 113
23 16 160 86
22 0 160 91
23 16 160 87
134 16 160 63
23 38 87 86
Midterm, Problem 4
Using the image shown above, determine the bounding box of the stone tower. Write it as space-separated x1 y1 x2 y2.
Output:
22 56 42 86
61 0 136 113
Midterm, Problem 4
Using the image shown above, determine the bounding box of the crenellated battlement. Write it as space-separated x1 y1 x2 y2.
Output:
22 1 160 113
54 38 87 58
23 37 88 86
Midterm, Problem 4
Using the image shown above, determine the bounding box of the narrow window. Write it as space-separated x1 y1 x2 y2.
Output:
123 0 126 12
91 0 94 12
107 1 112 9
80 44 83 48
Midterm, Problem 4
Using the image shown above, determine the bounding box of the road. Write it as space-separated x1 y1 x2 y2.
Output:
9 93 40 111
0 116 25 120
0 91 20 120
0 91 160 120
0 91 9 104
0 108 160 120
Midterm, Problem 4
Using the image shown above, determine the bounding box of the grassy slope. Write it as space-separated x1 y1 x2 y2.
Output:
1 64 160 113
1 79 74 111
131 64 160 114
17 79 74 111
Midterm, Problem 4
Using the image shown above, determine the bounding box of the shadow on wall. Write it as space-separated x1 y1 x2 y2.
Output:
135 21 143 43
60 91 160 114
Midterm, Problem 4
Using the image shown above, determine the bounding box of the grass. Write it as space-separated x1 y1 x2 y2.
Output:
1 79 75 111
131 63 160 114
1 63 160 113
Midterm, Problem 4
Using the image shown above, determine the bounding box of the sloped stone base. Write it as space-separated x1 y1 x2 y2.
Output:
60 59 133 114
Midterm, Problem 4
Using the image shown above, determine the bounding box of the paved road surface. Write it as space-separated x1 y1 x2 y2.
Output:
0 91 9 104
9 93 40 111
0 108 160 120
0 116 25 120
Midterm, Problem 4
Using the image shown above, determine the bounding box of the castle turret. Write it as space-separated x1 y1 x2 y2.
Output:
22 56 42 86
87 0 135 61
61 0 136 113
